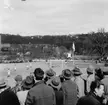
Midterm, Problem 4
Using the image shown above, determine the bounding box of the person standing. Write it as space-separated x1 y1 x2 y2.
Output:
86 66 95 94
76 81 105 105
72 67 85 97
7 68 11 77
17 75 35 105
25 68 56 105
47 76 63 105
44 68 56 83
0 77 20 105
101 70 108 105
62 69 78 105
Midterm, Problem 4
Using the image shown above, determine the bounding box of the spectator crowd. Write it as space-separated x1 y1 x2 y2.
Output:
0 65 108 105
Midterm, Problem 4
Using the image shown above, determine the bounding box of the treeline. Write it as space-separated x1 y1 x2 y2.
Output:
1 30 108 56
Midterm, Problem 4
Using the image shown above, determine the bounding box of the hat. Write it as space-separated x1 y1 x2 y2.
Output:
72 67 82 75
34 68 44 78
86 67 93 74
22 76 35 89
95 68 104 80
45 69 56 78
47 76 61 90
14 75 22 82
62 69 72 79
0 78 7 89
103 69 108 75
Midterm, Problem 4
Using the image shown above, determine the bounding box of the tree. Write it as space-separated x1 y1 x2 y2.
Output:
87 29 108 57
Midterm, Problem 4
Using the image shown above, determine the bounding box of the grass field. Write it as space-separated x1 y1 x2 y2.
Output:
0 59 107 87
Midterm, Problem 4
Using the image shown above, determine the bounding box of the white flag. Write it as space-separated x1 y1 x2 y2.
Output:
72 42 75 52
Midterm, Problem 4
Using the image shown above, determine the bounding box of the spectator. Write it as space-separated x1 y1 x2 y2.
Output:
0 77 20 105
59 74 64 83
62 69 78 105
12 75 23 94
95 68 104 82
17 75 35 105
25 68 56 105
44 68 56 83
47 76 63 105
76 81 105 105
86 66 95 94
101 69 108 104
72 67 85 97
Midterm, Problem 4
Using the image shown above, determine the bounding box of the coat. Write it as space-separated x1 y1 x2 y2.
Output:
76 92 102 105
101 76 108 100
25 80 56 105
0 87 20 105
62 80 78 105
53 88 63 105
86 74 95 93
74 76 85 97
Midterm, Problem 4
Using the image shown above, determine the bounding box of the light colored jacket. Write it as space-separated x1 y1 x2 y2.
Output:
101 75 108 99
17 90 28 105
74 76 85 97
86 74 95 93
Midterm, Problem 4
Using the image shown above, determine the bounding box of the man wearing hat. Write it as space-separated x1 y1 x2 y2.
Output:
0 77 20 105
47 76 63 105
72 67 85 97
62 69 78 105
25 68 56 105
86 66 95 94
17 75 35 105
44 68 56 83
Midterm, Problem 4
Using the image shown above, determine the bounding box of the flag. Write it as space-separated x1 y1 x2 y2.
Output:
72 42 75 52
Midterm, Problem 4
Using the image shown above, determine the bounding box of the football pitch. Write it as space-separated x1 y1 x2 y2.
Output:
0 59 106 87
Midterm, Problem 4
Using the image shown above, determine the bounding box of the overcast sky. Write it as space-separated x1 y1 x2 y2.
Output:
1 0 108 36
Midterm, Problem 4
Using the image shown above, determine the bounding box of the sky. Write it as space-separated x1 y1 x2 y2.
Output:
1 0 108 36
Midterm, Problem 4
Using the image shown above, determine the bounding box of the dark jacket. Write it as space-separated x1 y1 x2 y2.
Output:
62 80 78 105
25 80 56 105
76 92 103 105
53 88 63 105
0 87 20 105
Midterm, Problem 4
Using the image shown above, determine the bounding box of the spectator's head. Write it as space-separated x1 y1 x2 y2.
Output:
62 69 72 80
14 75 22 84
95 68 104 81
86 65 94 75
90 81 104 97
72 67 82 76
59 74 64 82
47 76 61 91
34 68 44 80
22 76 35 90
45 68 56 79
0 77 8 91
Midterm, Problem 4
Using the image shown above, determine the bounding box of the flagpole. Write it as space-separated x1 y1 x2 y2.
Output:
72 42 75 66
73 50 74 65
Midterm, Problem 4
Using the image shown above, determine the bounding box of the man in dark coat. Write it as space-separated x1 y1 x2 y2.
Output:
76 80 105 105
47 76 63 105
0 77 20 105
25 68 56 105
62 69 78 105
